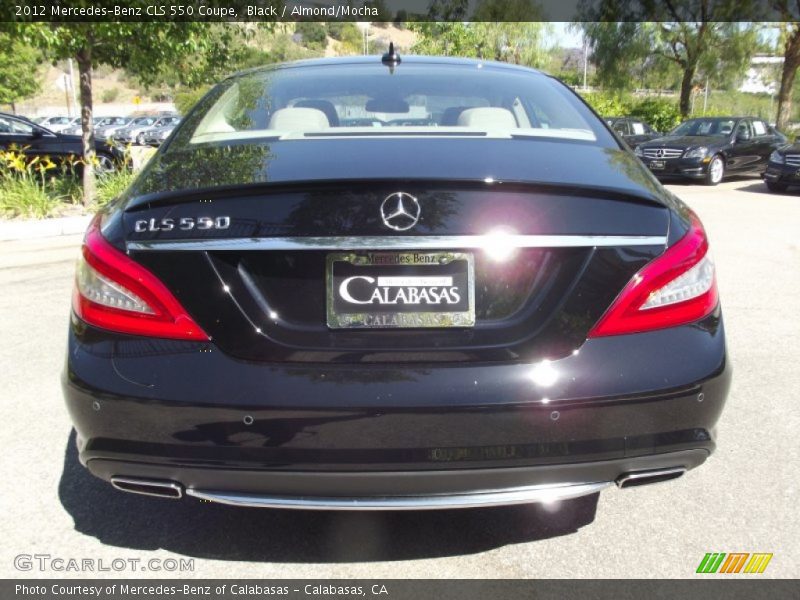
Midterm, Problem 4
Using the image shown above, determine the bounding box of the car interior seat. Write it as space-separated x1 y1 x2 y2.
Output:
456 107 518 130
440 106 470 126
294 100 340 127
268 108 330 132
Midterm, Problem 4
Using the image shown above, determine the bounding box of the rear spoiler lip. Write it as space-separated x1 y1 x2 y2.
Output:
122 178 667 212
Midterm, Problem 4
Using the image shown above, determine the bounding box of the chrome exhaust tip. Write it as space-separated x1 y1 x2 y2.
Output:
616 467 686 489
110 477 183 499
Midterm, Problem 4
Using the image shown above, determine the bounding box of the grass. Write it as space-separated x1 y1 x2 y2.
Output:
0 176 61 219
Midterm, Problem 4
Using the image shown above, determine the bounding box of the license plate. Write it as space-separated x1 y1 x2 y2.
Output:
649 160 665 170
326 252 475 329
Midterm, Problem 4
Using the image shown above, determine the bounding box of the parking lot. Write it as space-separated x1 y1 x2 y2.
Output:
0 177 797 579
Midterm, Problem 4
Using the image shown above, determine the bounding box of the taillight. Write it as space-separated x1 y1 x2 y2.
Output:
588 212 718 337
72 216 208 341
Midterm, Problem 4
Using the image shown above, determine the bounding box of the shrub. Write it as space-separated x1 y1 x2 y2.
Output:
174 86 211 115
95 169 137 208
580 91 628 118
294 22 328 51
101 87 120 103
0 176 60 218
0 149 61 218
628 98 682 133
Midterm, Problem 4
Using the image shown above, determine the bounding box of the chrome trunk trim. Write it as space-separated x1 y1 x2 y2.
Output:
127 235 666 252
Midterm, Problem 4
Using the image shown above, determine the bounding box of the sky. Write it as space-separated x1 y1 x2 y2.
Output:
545 22 584 49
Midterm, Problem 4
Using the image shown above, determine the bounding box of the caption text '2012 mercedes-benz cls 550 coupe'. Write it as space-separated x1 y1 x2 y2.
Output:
62 54 730 510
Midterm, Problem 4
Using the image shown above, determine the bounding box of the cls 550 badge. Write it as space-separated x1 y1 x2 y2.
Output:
134 216 230 233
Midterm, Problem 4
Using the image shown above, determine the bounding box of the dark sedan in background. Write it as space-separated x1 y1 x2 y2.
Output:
636 116 786 185
762 143 800 192
605 116 661 149
0 112 125 173
63 56 729 512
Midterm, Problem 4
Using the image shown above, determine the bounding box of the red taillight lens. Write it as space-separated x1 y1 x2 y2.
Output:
588 212 719 337
72 216 208 341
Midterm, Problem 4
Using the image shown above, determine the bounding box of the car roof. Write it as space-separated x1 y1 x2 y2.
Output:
0 112 37 125
225 55 545 82
683 116 751 120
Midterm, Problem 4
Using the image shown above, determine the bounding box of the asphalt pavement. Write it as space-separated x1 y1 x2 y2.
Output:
0 177 797 578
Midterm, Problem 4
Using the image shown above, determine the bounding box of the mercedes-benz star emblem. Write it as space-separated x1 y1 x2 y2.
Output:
380 192 421 231
656 148 665 158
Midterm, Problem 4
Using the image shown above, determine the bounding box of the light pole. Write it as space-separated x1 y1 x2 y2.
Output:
582 36 589 91
356 22 370 55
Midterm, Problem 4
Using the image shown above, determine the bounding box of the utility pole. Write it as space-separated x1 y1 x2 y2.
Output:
582 37 588 90
63 73 71 116
68 59 78 116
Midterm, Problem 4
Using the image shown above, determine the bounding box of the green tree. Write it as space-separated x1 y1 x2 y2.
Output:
410 20 548 67
10 17 240 204
472 23 550 67
0 31 42 113
294 22 327 51
772 2 800 129
578 1 757 117
409 22 481 57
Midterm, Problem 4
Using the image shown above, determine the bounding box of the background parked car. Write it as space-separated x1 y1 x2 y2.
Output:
62 116 128 137
0 112 125 174
139 116 181 146
95 117 134 141
112 116 160 144
762 142 800 192
37 116 80 133
605 117 661 149
635 116 787 185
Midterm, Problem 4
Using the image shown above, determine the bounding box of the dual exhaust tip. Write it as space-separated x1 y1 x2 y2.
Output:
615 467 686 488
110 467 688 502
110 477 183 499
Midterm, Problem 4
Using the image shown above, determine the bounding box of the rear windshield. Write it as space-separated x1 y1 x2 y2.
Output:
170 62 611 149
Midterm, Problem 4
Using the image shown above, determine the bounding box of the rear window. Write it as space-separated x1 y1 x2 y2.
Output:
173 61 610 148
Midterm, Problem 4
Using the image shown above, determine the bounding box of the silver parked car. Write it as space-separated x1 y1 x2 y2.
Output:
139 117 181 146
112 116 160 144
63 116 128 136
95 117 135 141
38 116 80 133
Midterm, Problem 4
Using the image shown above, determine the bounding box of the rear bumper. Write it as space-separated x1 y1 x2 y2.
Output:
63 310 730 508
93 450 705 509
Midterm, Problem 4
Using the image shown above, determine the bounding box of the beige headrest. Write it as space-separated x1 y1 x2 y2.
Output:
268 107 329 131
457 107 517 129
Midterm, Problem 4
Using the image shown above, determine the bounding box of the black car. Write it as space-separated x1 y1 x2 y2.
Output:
605 116 661 149
0 112 125 173
636 116 786 185
762 143 800 192
63 56 729 511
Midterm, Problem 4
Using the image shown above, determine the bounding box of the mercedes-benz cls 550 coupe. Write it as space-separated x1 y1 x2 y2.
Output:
62 55 730 510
